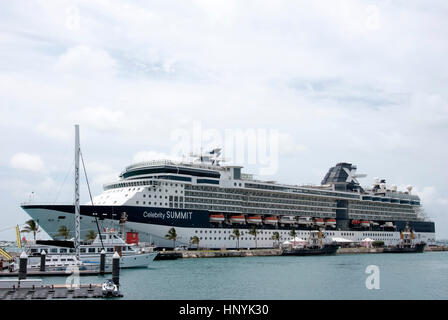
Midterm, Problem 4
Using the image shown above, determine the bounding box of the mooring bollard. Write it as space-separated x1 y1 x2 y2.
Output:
40 250 46 272
112 251 120 286
18 251 28 280
100 249 106 275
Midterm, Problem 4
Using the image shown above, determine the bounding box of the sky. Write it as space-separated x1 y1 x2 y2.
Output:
1 0 447 240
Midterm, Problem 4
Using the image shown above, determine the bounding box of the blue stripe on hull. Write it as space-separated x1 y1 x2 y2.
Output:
20 204 435 233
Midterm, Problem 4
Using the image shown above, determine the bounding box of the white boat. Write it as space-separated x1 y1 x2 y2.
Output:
26 230 157 268
263 216 278 225
297 217 313 225
247 216 263 224
325 218 337 228
279 216 296 224
229 215 246 224
209 214 225 223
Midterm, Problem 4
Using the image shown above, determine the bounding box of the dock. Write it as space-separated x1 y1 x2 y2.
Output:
0 283 122 300
0 251 123 299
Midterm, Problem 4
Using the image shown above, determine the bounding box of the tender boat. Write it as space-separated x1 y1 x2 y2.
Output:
263 216 278 225
209 214 225 223
360 220 371 228
297 217 312 225
247 216 263 224
313 218 325 227
229 215 246 224
325 218 337 228
279 216 296 224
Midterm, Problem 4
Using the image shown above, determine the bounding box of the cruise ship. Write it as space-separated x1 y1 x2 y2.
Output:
21 148 436 249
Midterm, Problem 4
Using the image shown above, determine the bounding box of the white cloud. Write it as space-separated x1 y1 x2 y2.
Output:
53 45 117 76
10 153 46 173
132 151 183 163
1 0 448 238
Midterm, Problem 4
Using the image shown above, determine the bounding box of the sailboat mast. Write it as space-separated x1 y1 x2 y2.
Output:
74 124 81 258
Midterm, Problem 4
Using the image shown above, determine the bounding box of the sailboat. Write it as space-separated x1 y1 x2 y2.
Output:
24 125 157 268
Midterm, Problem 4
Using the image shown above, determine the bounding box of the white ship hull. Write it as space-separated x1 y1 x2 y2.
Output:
23 207 436 249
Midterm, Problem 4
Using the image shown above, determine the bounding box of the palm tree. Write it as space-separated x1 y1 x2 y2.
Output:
271 231 280 248
57 225 70 240
190 236 200 249
289 229 297 239
21 219 40 241
231 229 241 250
85 230 96 242
165 227 177 248
248 226 258 248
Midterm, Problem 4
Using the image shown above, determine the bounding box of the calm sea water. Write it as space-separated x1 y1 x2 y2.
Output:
22 252 448 299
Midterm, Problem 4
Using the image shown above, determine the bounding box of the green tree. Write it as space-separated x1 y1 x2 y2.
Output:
289 229 297 239
248 226 259 248
231 229 241 250
85 230 96 242
271 231 281 248
57 225 70 240
21 219 40 241
190 235 200 249
165 227 177 248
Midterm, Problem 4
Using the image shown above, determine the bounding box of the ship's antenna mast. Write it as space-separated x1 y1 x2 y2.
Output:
74 125 81 259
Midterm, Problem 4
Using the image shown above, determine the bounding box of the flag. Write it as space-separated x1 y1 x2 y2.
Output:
16 225 21 249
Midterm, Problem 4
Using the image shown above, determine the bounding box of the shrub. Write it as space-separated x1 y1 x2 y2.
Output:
372 241 384 248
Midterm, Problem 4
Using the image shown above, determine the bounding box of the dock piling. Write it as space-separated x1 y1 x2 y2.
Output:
112 252 120 286
40 250 46 272
100 249 105 275
18 251 28 281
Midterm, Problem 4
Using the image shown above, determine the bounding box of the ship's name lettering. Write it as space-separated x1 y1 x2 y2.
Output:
143 211 192 220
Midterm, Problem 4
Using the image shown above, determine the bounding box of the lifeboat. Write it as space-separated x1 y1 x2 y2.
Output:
351 219 361 226
325 218 336 227
247 216 263 224
264 216 278 225
297 217 312 225
360 220 370 227
209 214 225 223
313 218 325 226
230 215 246 224
279 216 296 224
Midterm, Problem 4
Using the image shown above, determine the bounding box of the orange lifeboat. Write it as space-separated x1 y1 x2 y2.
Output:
230 215 246 224
209 214 225 223
264 216 278 225
247 215 263 224
325 218 336 227
313 218 325 226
